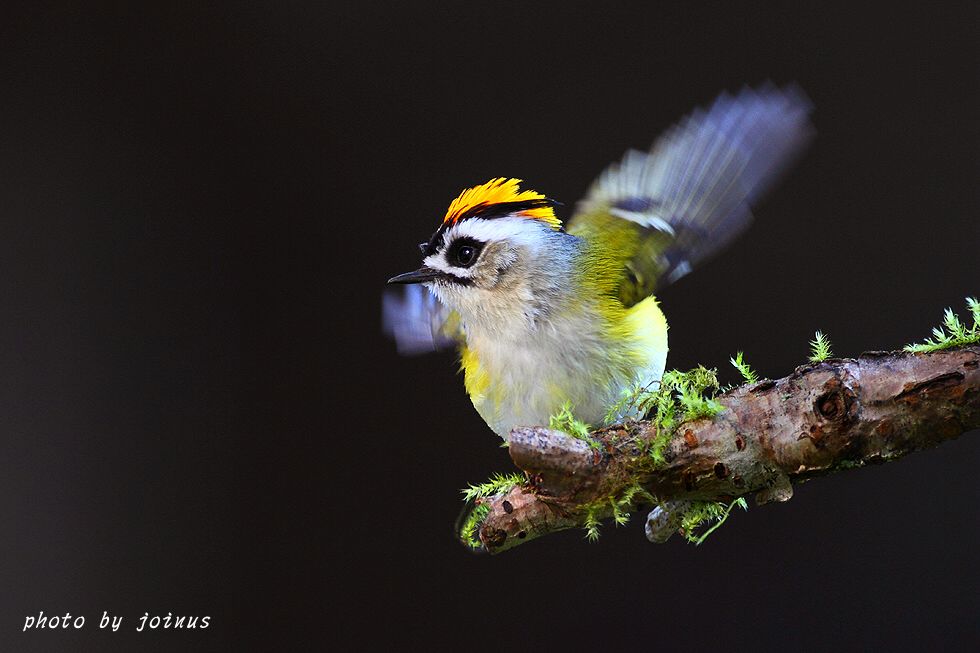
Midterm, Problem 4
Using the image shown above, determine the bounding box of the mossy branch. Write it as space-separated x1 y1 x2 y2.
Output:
464 345 980 554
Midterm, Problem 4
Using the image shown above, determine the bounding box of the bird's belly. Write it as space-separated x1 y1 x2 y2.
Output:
476 364 618 438
465 297 669 439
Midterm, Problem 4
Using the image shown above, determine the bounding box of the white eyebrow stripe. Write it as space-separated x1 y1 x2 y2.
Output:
449 216 549 247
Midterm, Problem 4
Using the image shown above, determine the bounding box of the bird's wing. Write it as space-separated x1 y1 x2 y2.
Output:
567 84 813 306
382 284 465 355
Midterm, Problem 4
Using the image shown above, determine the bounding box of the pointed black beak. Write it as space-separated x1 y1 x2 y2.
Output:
387 267 442 285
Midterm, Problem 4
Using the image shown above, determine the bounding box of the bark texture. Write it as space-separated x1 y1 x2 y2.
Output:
472 346 980 554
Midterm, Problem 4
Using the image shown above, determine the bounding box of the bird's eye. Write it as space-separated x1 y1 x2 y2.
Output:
449 238 482 268
457 246 475 265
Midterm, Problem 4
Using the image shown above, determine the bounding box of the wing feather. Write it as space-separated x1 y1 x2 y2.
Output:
570 84 813 304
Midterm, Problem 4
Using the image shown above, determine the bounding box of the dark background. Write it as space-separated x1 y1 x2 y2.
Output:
1 2 977 651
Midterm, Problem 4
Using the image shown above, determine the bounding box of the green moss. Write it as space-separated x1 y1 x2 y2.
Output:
730 351 759 384
608 366 724 429
618 482 655 509
458 503 491 549
549 400 600 449
678 498 748 545
604 366 724 466
608 497 629 527
461 472 525 502
904 297 980 353
671 367 725 423
581 494 748 545
580 482 656 542
809 330 833 362
457 472 526 549
584 509 601 542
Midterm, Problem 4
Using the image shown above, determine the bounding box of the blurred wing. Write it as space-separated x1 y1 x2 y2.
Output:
382 284 464 355
568 83 814 305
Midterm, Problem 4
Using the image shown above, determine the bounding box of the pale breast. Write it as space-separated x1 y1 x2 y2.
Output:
465 298 668 439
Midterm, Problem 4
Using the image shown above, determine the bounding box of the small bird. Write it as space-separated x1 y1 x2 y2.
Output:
385 85 812 439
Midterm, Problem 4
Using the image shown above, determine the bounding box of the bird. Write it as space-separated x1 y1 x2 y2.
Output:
384 84 813 440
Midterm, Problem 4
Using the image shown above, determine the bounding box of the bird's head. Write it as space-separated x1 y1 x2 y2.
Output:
388 178 569 326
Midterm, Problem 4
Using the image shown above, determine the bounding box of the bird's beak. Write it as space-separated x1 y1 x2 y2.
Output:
387 266 442 285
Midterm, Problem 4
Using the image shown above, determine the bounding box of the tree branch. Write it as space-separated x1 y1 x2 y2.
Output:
472 346 980 553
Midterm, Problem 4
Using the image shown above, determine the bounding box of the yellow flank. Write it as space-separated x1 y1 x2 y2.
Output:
444 178 561 230
460 346 490 403
624 295 669 364
573 209 669 392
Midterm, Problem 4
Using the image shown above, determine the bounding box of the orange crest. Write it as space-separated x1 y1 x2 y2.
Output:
442 178 561 230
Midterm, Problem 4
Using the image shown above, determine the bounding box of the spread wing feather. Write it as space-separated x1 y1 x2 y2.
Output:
569 83 813 305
